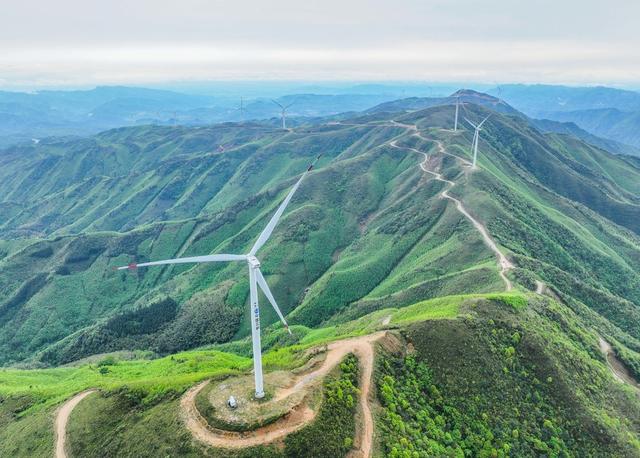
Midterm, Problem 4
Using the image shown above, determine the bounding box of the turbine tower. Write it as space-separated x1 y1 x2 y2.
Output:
117 155 322 399
239 97 246 122
464 115 491 168
454 95 460 131
272 100 294 129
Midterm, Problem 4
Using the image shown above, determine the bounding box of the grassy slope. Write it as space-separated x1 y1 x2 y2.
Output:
64 355 360 458
0 114 492 365
1 102 639 369
0 294 470 407
1 100 640 455
3 294 640 456
394 106 640 336
0 292 469 456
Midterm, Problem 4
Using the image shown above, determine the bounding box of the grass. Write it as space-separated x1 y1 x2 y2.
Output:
0 350 251 411
62 354 361 458
390 295 465 324
194 375 299 432
0 293 514 416
3 103 638 369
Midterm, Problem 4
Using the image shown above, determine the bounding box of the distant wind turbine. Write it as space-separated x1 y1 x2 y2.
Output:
272 100 295 129
239 97 246 122
494 83 506 106
117 155 322 399
464 115 491 168
495 83 503 99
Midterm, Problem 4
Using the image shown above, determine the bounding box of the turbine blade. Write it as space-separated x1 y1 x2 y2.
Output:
249 155 322 255
255 268 291 334
116 254 245 270
464 117 477 129
477 115 491 128
272 99 284 109
285 101 295 109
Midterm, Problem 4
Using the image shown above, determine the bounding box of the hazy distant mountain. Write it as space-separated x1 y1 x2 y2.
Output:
531 118 640 156
0 86 397 147
489 84 640 115
489 85 640 150
0 86 219 146
537 108 640 149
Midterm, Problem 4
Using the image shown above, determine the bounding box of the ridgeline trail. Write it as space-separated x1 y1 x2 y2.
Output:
389 135 513 291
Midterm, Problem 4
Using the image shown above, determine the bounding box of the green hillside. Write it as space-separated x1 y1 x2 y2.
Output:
2 294 640 457
0 101 639 367
1 95 640 456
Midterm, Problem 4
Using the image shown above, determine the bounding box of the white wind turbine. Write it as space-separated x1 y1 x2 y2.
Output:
117 155 322 399
239 96 246 122
272 100 295 129
453 95 461 131
464 115 491 168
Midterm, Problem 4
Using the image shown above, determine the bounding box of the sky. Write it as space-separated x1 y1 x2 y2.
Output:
1 0 639 89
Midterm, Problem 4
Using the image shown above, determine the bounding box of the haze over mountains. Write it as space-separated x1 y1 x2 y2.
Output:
0 85 397 147
490 84 640 149
4 83 640 155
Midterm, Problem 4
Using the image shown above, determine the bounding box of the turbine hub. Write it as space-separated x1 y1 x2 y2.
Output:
247 255 261 268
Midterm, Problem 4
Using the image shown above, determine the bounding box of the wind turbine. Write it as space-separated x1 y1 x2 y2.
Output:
239 97 246 122
464 115 490 168
454 95 461 131
272 100 294 129
117 155 322 399
494 83 507 107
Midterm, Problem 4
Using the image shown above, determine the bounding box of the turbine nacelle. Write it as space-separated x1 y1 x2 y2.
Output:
246 255 261 269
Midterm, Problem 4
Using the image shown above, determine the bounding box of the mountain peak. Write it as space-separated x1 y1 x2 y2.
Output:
451 89 500 102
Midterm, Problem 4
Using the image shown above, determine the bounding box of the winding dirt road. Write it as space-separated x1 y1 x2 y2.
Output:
414 132 473 167
598 337 640 390
390 138 513 291
55 390 97 458
181 332 386 455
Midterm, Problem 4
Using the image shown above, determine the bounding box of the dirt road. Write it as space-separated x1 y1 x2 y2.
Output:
55 390 97 458
390 138 513 291
414 132 473 167
181 332 386 455
598 337 640 389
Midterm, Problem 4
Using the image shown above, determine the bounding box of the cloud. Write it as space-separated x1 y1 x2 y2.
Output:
1 1 638 87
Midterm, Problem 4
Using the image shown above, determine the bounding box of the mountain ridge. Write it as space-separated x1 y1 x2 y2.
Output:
0 96 639 369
